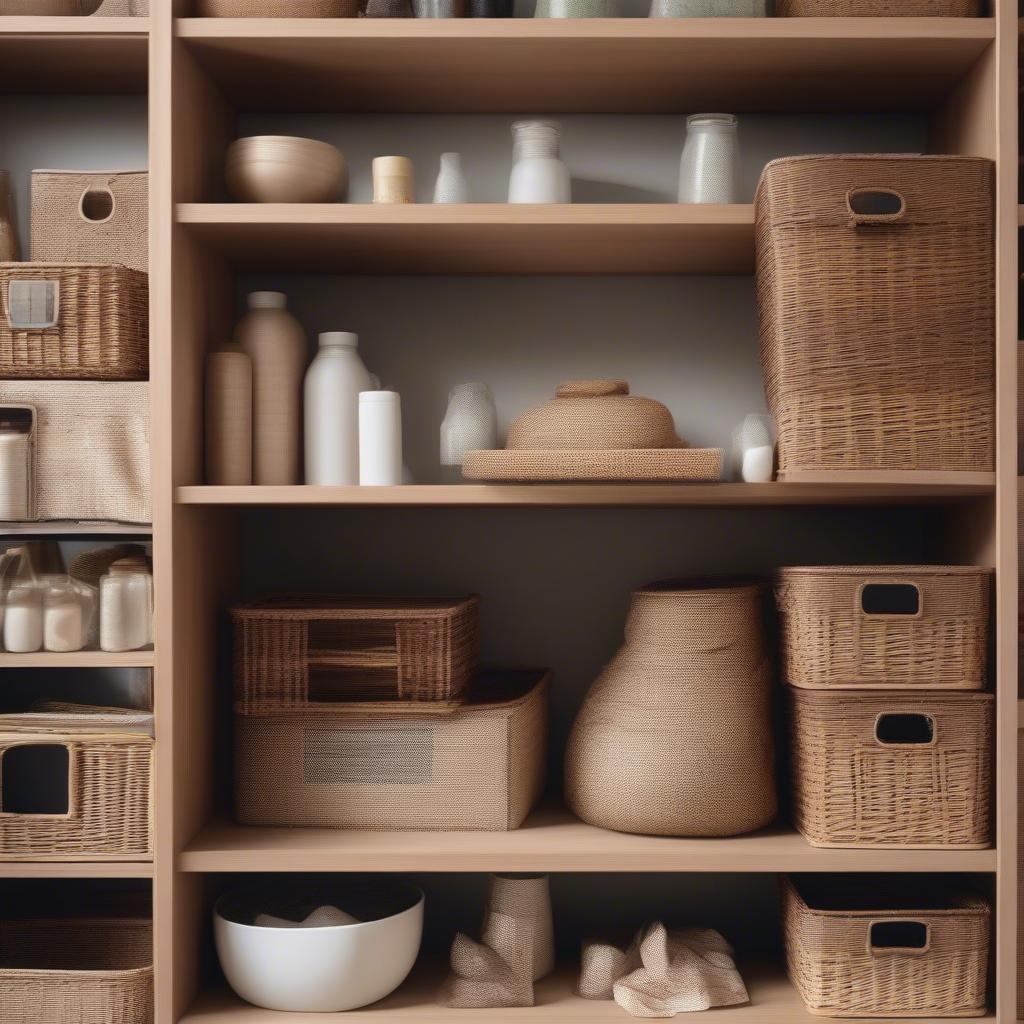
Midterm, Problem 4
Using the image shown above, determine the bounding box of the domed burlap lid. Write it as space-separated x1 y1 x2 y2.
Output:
463 381 723 482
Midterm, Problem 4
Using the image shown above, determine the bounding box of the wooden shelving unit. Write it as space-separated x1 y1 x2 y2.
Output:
1 4 1016 1024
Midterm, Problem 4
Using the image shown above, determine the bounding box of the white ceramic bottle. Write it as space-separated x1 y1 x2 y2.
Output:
433 153 470 204
359 391 403 486
508 122 571 204
234 291 308 486
304 332 374 486
677 113 739 204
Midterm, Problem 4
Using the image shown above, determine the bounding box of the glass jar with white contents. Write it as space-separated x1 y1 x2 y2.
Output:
100 557 153 653
2 582 43 653
677 113 739 205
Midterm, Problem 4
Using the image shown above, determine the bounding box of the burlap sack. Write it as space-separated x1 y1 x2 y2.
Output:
565 580 777 836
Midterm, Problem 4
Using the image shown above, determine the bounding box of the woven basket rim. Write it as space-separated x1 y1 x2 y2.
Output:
761 154 992 174
0 260 145 275
777 565 989 577
31 168 147 177
786 684 994 705
231 594 479 618
784 877 990 919
462 447 722 482
635 577 762 596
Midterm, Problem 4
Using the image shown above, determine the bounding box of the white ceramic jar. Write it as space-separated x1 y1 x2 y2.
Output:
677 113 739 204
100 557 153 653
304 332 374 486
3 584 42 653
508 122 571 204
359 391 403 486
41 576 96 653
433 152 470 204
440 383 498 467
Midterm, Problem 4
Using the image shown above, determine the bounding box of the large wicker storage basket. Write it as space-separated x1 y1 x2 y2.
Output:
788 687 992 848
782 876 989 1019
0 917 153 1024
234 671 547 831
0 381 150 523
776 566 990 690
0 263 147 380
0 705 153 860
776 0 981 14
756 155 993 478
31 171 148 274
231 595 479 710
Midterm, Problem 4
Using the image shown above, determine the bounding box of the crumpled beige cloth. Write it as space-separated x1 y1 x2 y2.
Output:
580 923 749 1018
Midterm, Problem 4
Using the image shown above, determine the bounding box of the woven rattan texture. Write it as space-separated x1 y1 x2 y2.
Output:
756 155 993 475
234 672 547 830
0 714 152 859
0 381 150 523
0 263 148 380
782 877 989 1018
776 566 990 689
565 583 777 836
787 687 992 848
462 448 722 482
0 917 153 1024
231 596 479 708
777 0 980 12
31 171 148 274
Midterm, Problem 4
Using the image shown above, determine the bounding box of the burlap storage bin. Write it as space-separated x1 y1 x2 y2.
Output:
0 263 148 380
0 917 153 1024
231 596 479 710
777 0 981 13
776 565 990 690
31 171 148 274
756 155 993 477
0 381 150 524
782 876 989 1018
788 687 992 848
0 705 153 860
565 581 777 837
234 671 547 830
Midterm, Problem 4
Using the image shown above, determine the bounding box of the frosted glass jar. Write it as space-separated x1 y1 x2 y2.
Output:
677 113 739 204
440 383 499 466
433 153 470 204
41 575 97 653
508 122 571 204
100 558 153 653
3 584 43 653
304 332 374 486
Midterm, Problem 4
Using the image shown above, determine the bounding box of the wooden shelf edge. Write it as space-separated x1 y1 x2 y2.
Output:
0 16 148 35
0 650 154 669
0 520 152 536
0 860 153 878
175 480 993 509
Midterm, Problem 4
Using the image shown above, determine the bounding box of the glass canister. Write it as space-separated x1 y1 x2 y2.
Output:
2 583 43 654
508 121 571 204
100 556 153 653
40 575 97 653
677 113 739 204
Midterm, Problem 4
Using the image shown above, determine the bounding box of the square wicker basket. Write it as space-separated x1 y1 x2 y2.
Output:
782 876 989 1018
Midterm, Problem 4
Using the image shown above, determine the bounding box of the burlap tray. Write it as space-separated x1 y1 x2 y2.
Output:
462 448 723 482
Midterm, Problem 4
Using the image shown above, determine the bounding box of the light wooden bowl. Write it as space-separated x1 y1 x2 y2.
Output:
226 136 347 204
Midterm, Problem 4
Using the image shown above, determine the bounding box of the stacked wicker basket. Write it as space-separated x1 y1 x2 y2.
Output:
230 596 547 831
0 170 150 524
776 565 993 1018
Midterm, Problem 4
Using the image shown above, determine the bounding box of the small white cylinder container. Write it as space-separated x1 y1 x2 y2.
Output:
508 122 571 204
359 391 403 486
678 113 739 204
100 557 153 653
3 584 42 653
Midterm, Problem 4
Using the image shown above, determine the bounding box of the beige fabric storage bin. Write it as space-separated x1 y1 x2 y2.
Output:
234 671 547 831
776 566 990 690
782 876 989 1019
756 155 994 478
0 705 153 860
788 686 992 848
0 917 153 1024
0 381 150 524
31 171 148 273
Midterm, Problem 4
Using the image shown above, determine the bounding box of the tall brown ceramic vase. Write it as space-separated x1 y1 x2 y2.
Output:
565 580 777 837
233 291 307 485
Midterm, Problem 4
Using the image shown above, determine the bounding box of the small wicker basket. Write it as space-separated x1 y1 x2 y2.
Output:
0 917 153 1024
787 686 992 848
776 565 990 690
782 876 989 1018
0 262 148 380
231 595 479 710
776 0 981 13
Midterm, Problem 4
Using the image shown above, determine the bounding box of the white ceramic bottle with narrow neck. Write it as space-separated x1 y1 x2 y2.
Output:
304 332 374 486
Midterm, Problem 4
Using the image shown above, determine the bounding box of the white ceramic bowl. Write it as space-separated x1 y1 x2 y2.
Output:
225 136 346 204
214 881 424 1012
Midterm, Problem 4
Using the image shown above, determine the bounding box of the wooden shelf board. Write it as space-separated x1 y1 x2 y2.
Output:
176 479 993 508
0 650 154 669
177 204 755 274
180 803 996 873
0 18 148 94
181 962 994 1023
175 18 993 113
0 860 153 879
0 520 152 536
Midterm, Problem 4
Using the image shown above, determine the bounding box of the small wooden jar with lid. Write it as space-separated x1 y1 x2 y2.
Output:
372 156 415 204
